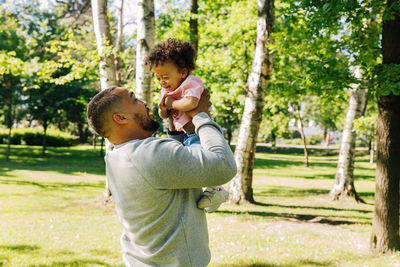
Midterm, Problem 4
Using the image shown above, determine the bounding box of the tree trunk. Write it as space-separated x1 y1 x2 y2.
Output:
92 0 117 198
228 0 274 204
296 104 309 167
100 137 104 158
270 130 276 148
136 0 155 109
91 0 117 89
371 0 400 252
369 140 374 164
6 127 11 162
226 128 232 146
189 0 199 53
42 123 47 157
5 86 13 162
93 133 97 149
115 0 124 85
330 67 368 202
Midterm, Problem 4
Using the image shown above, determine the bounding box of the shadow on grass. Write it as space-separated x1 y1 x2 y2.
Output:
254 158 374 179
254 146 341 157
256 187 330 198
254 201 372 214
0 178 105 190
33 259 116 267
217 258 335 267
216 209 359 226
0 244 40 252
318 173 375 181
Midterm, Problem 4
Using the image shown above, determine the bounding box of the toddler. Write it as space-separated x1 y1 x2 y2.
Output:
146 38 229 212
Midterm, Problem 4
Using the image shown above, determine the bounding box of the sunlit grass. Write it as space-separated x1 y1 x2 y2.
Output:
1 144 399 266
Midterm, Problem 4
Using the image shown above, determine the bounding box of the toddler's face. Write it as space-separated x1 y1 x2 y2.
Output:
153 61 187 92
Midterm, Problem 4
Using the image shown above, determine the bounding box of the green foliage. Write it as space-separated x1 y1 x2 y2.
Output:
371 64 400 96
0 128 77 147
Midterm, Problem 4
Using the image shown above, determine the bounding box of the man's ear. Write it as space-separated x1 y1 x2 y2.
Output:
112 112 128 125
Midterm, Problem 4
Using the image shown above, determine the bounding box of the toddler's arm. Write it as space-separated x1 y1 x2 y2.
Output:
165 96 199 112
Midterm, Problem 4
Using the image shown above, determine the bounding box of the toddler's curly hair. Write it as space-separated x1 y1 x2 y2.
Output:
145 39 196 72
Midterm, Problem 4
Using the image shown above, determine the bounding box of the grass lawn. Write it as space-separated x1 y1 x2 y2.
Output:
1 144 400 266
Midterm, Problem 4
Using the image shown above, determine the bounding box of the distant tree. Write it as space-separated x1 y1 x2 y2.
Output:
0 8 27 161
258 97 290 148
353 113 376 164
291 101 310 167
304 96 346 145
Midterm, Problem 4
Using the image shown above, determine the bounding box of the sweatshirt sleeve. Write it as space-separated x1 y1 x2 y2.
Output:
133 113 237 189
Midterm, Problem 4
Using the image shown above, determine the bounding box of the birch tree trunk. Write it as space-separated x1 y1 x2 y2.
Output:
92 0 117 199
115 0 124 85
371 0 400 253
330 67 368 202
91 0 117 89
228 0 274 204
136 0 155 109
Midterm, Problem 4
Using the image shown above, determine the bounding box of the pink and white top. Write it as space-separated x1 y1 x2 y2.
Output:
161 75 204 131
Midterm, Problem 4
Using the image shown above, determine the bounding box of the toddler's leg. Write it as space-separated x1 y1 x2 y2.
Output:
197 186 229 213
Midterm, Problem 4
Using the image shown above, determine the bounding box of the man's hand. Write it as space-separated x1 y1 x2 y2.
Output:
186 89 211 118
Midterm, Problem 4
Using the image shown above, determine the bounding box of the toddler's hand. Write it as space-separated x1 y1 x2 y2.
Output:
165 96 175 108
158 94 169 118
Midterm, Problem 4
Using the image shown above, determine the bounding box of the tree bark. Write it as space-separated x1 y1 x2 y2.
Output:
189 0 199 53
228 0 274 204
115 0 124 85
295 103 309 167
92 0 117 198
6 127 11 162
5 84 13 162
91 0 117 89
330 67 368 202
371 0 400 252
42 122 48 156
136 0 155 109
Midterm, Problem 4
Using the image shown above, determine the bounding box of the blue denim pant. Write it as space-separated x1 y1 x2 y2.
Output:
183 134 201 146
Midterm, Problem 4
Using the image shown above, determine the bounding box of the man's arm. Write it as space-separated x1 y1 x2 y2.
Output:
135 114 236 189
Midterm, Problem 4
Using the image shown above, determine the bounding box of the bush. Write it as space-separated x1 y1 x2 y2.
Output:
0 128 77 147
0 130 22 145
282 134 323 146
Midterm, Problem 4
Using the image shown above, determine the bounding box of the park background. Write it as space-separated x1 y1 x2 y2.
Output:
1 0 400 266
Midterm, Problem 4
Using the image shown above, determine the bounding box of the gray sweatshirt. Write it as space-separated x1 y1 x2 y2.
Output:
105 112 237 267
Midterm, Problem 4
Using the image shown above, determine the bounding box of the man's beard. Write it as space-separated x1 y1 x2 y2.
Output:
132 113 160 133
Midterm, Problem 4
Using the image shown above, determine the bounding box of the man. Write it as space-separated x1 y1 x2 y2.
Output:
86 87 237 266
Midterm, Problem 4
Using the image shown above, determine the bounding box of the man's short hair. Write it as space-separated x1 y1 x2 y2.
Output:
87 87 122 138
